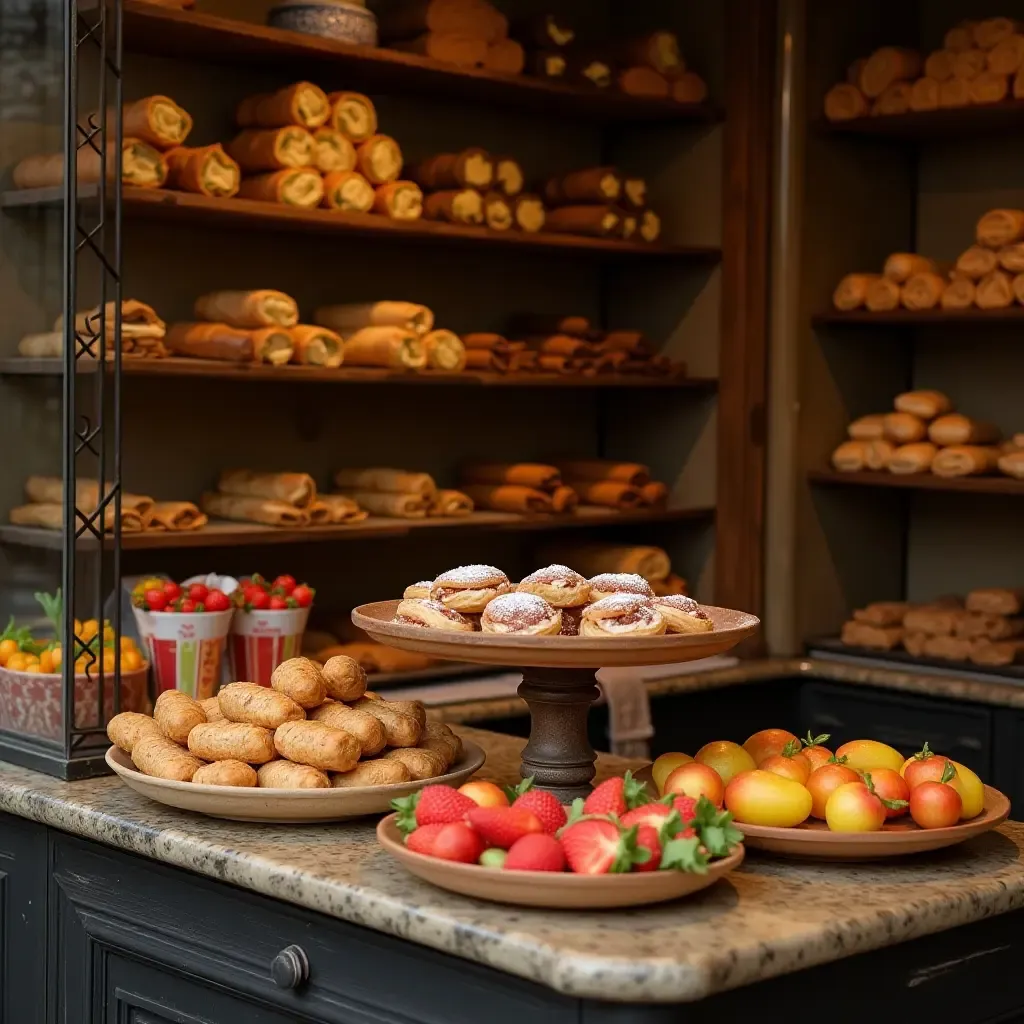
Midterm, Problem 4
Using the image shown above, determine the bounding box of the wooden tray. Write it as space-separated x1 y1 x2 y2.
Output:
352 600 760 669
105 741 485 823
377 813 744 908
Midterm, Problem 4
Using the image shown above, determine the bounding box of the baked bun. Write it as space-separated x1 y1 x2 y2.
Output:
430 564 510 613
403 581 432 599
517 564 590 607
481 593 561 636
393 598 474 632
653 594 713 634
587 572 654 602
580 595 665 637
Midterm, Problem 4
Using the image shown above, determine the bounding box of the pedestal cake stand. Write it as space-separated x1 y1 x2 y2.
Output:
352 601 760 802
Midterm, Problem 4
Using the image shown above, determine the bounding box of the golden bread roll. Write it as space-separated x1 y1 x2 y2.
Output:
273 720 361 773
107 711 162 753
217 682 305 728
131 733 205 782
848 414 886 440
187 722 276 764
888 442 938 474
192 760 258 787
320 654 368 701
257 760 331 789
154 689 206 745
832 272 879 310
310 702 387 756
893 390 951 419
381 747 447 781
270 657 327 709
883 412 927 444
330 760 413 787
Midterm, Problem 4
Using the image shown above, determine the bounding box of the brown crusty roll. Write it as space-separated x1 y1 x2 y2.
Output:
331 760 412 787
311 127 357 174
883 411 927 444
328 91 378 142
883 253 938 283
373 180 424 220
833 273 880 310
271 657 327 709
310 702 387 757
274 720 361 773
237 168 324 207
865 277 901 311
976 269 1014 309
955 245 998 280
154 689 207 745
854 601 910 627
192 760 258 787
195 289 298 328
865 440 896 471
187 722 276 764
848 414 886 440
131 733 204 782
970 638 1024 667
901 272 946 310
122 95 193 149
639 209 661 242
462 462 561 489
166 323 294 365
343 326 427 369
545 205 620 237
258 761 331 789
107 711 162 754
423 189 484 225
10 503 145 532
977 209 1024 247
923 635 973 661
941 277 976 310
225 127 314 172
953 48 987 79
237 82 331 130
409 149 494 191
969 70 1009 104
165 144 240 198
931 445 1000 478
355 135 403 185
322 170 375 212
888 442 938 474
349 698 422 748
928 414 999 446
894 390 952 418
290 325 343 367
831 440 868 472
381 747 447 781
997 242 1024 273
544 167 622 206
320 655 367 701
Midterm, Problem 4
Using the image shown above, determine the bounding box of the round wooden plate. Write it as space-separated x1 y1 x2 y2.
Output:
105 741 485 823
352 600 760 669
377 813 745 908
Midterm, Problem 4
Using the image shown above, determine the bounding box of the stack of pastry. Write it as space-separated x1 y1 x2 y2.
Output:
394 562 711 637
17 299 168 360
332 467 473 519
9 476 206 533
830 388 1015 480
555 459 672 510
823 18 1024 123
541 166 660 242
841 588 1024 668
107 655 465 787
459 462 576 515
542 542 687 597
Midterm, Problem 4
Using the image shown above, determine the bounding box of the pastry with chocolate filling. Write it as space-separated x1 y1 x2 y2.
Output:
403 581 432 599
587 572 654 602
481 593 562 636
652 595 712 634
580 595 666 637
430 564 510 613
393 598 474 632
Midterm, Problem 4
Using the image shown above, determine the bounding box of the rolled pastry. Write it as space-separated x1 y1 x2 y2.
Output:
831 440 867 472
544 167 622 206
316 494 367 524
976 269 1014 309
225 127 315 172
373 181 424 220
909 77 940 112
429 489 474 517
289 325 343 367
955 612 1024 640
858 47 922 98
955 245 997 280
551 485 579 513
639 210 661 242
343 326 426 369
924 50 956 81
194 290 298 328
423 329 466 371
50 299 166 355
864 440 896 471
17 138 168 189
824 83 868 121
865 277 901 311
941 277 976 310
307 501 333 525
978 209 1024 247
946 21 977 52
932 445 1000 477
483 191 513 231
311 127 356 174
355 135 403 185
237 168 324 207
545 206 620 237
201 493 309 527
460 484 553 514
333 469 435 498
315 302 433 336
566 480 643 509
848 414 886 440
873 82 911 115
999 450 1024 479
334 491 428 518
997 243 1024 273
894 390 951 418
512 194 546 233
322 170 375 212
165 144 240 197
888 442 938 474
217 469 316 507
11 503 144 532
121 95 192 151
928 414 999 446
24 477 151 516
975 17 1021 50
884 253 937 283
148 502 208 531
939 77 971 107
494 156 524 197
901 272 946 310
423 189 484 225
953 48 987 78
409 149 494 191
462 463 561 489
328 92 378 143
556 460 649 487
166 323 294 365
969 71 1009 104
833 273 880 311
237 82 331 130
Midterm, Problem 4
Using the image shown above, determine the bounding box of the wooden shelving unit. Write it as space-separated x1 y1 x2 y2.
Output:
808 469 1024 497
813 307 1024 328
815 99 1024 142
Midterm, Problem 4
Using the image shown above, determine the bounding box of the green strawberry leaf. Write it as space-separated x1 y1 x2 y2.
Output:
656 809 683 843
691 796 743 856
623 770 652 809
612 824 647 872
503 776 534 803
660 835 710 874
391 792 421 834
566 797 586 825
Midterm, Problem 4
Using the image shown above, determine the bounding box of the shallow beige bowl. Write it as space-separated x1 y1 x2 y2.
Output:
106 742 485 823
377 813 744 908
352 600 760 669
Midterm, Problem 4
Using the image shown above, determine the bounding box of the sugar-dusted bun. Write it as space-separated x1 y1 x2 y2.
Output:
430 563 510 612
481 592 562 636
587 572 654 602
393 598 475 632
517 564 590 608
403 580 432 599
580 594 665 637
652 594 713 634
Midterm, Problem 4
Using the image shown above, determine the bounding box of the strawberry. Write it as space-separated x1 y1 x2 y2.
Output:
559 819 650 875
507 778 567 834
432 822 484 864
633 825 663 872
582 771 650 817
405 823 445 855
392 785 476 834
466 806 544 849
669 794 699 826
620 803 674 830
504 833 566 872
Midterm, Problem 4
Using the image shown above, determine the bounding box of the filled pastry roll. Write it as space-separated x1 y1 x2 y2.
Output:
336 491 428 517
166 323 294 365
289 325 343 367
483 191 513 230
226 127 315 172
236 82 331 130
307 501 333 525
238 168 324 207
333 468 436 497
545 206 620 237
316 494 367 524
373 181 424 220
865 277 901 311
322 170 375 212
10 503 145 532
343 326 426 369
517 565 590 609
194 290 298 328
941 277 976 310
430 565 511 613
931 445 1000 477
544 167 622 205
312 128 356 174
429 490 474 517
165 144 240 198
556 460 648 486
580 595 666 637
393 599 474 632
460 484 553 513
316 301 433 336
148 502 208 531
424 189 484 225
328 92 378 143
493 156 524 197
894 390 951 418
423 329 466 371
652 595 713 634
566 479 643 509
409 149 494 191
120 95 192 151
587 573 655 601
355 135 403 185
218 469 316 507
481 593 561 636
512 194 546 233
48 299 166 358
639 210 661 242
888 442 938 474
463 463 561 489
201 493 309 527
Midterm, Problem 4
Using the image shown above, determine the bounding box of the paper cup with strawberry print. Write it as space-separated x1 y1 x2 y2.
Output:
143 609 234 698
229 606 311 686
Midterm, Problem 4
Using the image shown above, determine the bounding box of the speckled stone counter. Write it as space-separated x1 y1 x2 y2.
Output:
1 725 1023 1004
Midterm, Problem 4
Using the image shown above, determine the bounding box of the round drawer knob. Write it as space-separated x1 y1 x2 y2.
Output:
271 945 309 989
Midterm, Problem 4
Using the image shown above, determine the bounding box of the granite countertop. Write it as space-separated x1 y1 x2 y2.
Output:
2 726 1024 1004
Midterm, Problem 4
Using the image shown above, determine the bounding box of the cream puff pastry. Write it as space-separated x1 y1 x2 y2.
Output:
403 581 432 599
587 572 654 602
652 595 713 634
430 565 510 613
393 598 474 632
517 564 590 607
481 593 562 636
580 595 666 637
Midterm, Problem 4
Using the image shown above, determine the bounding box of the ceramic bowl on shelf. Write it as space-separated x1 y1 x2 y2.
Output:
268 0 378 46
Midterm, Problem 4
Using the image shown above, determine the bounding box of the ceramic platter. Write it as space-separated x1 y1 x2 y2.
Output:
377 813 745 908
352 600 760 669
106 741 485 823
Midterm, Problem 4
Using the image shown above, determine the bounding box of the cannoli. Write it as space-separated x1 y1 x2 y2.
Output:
201 493 309 527
483 191 512 230
460 484 553 514
409 149 493 191
165 143 240 197
888 442 938 474
423 189 483 225
311 127 356 174
462 463 561 489
393 599 474 632
217 470 316 508
927 415 999 446
865 278 901 311
322 170 375 212
389 33 488 66
342 326 426 369
148 502 208 531
237 168 324 207
530 51 569 78
941 277 976 310
194 290 298 328
511 194 545 232
327 92 377 143
225 127 315 172
931 445 1000 477
545 205 620 237
909 77 940 112
430 564 511 612
639 209 661 242
289 325 343 367
544 167 622 206
481 593 561 636
484 39 525 75
335 491 429 518
316 494 368 524
580 595 665 637
355 135 403 185
429 489 474 517
555 460 649 487
236 82 331 130
373 180 423 220
165 323 294 365
333 468 435 497
423 329 466 371
618 67 670 98
315 301 433 336
894 390 951 418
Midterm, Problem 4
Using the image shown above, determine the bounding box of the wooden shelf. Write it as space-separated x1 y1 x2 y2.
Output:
1 187 722 263
0 506 715 552
117 1 721 125
808 469 1024 496
813 307 1024 327
816 99 1024 141
0 356 718 391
